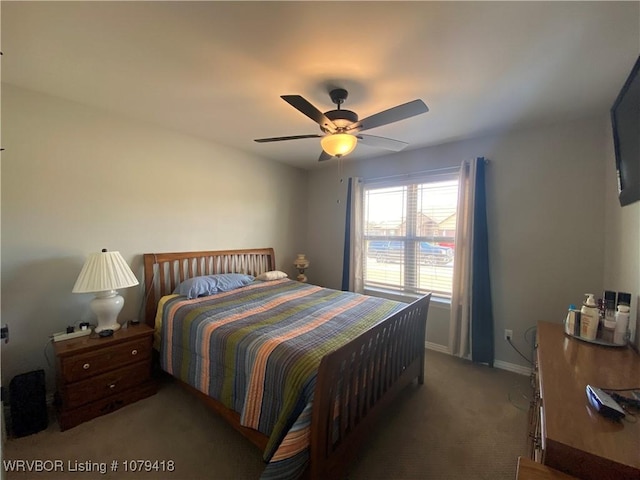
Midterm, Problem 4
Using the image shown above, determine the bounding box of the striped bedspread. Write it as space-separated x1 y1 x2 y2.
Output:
156 278 404 479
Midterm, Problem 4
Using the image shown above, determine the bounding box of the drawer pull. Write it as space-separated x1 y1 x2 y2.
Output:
83 363 90 370
131 349 138 356
109 383 116 389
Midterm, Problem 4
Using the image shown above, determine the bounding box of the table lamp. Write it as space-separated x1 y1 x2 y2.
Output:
293 254 310 283
72 249 139 332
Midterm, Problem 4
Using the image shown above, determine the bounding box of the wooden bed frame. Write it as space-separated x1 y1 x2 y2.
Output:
143 247 430 479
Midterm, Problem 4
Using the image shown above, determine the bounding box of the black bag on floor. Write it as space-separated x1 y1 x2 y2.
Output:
9 369 48 437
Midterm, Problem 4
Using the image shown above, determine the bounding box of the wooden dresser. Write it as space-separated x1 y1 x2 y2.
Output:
516 457 577 479
529 321 640 479
54 323 156 431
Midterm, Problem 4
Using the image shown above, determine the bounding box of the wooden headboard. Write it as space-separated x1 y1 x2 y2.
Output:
142 248 276 328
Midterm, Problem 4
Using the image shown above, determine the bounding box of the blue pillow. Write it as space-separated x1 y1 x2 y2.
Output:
173 273 255 299
214 273 255 292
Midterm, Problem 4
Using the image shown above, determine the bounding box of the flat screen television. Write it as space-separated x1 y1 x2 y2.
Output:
611 55 640 207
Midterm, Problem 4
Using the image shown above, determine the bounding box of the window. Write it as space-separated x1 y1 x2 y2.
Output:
362 173 459 299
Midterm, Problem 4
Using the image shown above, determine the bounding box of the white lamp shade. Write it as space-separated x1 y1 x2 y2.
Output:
72 250 139 293
294 254 310 269
321 133 357 157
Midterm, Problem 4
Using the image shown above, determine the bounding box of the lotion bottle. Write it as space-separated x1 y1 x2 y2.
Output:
580 293 599 341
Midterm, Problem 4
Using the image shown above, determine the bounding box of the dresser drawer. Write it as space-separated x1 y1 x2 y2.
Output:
60 337 151 383
62 360 151 410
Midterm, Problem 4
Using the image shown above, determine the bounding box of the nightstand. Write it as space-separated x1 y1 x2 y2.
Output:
54 323 156 431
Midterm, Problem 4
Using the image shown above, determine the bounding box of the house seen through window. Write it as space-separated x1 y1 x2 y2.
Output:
363 174 459 299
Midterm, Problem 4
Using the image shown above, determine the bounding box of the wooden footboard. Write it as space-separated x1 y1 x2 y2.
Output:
310 293 431 480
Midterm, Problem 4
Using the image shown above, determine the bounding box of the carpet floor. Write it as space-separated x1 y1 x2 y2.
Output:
3 350 531 479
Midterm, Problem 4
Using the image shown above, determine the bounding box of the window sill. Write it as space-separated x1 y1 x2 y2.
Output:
364 287 451 306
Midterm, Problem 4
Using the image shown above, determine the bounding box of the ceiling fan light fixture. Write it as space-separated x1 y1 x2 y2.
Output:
321 133 357 158
254 89 429 162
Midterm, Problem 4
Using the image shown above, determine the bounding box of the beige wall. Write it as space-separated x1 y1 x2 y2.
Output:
1 85 308 390
307 117 608 370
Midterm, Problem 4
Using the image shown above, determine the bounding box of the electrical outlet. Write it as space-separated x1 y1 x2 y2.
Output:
504 329 513 341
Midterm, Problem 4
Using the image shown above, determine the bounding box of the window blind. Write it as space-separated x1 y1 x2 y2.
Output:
362 171 459 298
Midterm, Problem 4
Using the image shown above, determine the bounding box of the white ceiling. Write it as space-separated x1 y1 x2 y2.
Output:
2 1 639 169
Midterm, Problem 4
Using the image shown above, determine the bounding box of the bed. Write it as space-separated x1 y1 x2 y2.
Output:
143 247 430 480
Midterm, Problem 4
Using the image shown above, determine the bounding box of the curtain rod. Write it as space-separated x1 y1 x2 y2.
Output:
363 158 489 183
364 165 460 183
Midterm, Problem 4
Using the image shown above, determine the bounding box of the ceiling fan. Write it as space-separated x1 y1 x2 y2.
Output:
254 88 429 162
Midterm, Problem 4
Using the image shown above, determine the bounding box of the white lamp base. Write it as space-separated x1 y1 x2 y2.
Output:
91 290 124 333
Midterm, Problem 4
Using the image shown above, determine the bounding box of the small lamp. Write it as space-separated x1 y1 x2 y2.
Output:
293 254 310 283
72 249 139 333
321 133 357 158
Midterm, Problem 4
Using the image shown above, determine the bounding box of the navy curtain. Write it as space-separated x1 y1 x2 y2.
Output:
341 178 353 291
471 158 494 366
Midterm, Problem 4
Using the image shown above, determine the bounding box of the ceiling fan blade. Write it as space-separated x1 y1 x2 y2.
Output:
254 134 322 143
318 150 333 162
357 134 409 152
281 95 337 133
347 99 428 133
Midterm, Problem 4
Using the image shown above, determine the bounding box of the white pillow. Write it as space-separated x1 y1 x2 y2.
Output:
256 270 288 281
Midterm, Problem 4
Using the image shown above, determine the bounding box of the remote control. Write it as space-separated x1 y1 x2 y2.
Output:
586 385 625 419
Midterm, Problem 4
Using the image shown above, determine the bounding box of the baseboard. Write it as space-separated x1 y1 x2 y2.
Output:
426 342 532 376
425 341 450 354
493 359 532 376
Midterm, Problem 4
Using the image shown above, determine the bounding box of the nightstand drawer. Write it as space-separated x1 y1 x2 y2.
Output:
62 361 151 410
60 337 151 383
57 381 157 431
